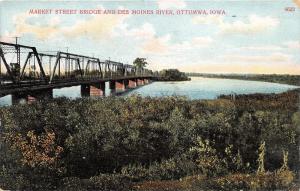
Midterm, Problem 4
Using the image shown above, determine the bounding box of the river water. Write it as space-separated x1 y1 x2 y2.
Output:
0 77 299 106
125 77 299 99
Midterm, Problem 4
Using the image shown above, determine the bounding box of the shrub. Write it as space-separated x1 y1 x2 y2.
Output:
88 174 132 191
147 156 197 180
206 171 295 191
60 177 83 190
121 155 197 181
274 169 295 189
59 174 132 190
121 164 149 181
190 137 227 177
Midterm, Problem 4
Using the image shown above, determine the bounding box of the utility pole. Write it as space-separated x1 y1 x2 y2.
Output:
65 47 69 76
14 36 20 45
14 36 20 81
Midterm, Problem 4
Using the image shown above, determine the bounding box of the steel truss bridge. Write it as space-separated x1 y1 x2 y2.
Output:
0 41 154 103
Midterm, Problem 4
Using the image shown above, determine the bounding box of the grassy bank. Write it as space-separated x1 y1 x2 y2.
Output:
187 73 300 86
0 91 299 190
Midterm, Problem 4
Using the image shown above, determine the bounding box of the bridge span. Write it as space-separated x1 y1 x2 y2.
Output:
0 41 154 104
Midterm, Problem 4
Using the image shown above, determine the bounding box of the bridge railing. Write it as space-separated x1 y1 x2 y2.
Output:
0 41 154 87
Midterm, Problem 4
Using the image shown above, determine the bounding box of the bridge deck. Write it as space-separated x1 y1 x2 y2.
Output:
0 75 153 96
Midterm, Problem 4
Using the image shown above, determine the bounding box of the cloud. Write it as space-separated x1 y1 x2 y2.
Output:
10 7 129 41
180 62 300 75
220 15 279 35
230 42 300 53
221 52 292 63
0 30 14 43
147 51 300 74
112 20 214 57
157 0 186 9
12 13 61 40
192 36 214 46
192 15 223 25
236 45 282 52
112 22 170 55
169 36 214 55
116 22 155 40
142 34 171 55
223 53 291 63
193 14 279 35
63 14 128 40
140 34 214 56
294 0 300 8
283 41 300 49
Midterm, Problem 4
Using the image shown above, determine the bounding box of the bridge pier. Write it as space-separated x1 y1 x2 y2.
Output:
144 79 150 84
81 82 105 97
128 79 137 88
116 80 126 91
12 89 53 104
137 79 144 86
109 80 126 94
124 80 129 89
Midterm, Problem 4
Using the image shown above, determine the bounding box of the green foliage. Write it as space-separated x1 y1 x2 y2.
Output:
158 69 190 81
0 90 299 190
190 137 226 177
133 57 148 69
223 145 245 173
60 174 131 191
121 155 197 181
188 73 300 86
206 170 295 191
88 174 131 191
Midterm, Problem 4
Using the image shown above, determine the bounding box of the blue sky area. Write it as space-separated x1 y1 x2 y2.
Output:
0 0 299 74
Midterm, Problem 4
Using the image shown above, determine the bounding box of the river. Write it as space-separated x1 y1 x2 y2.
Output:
0 77 299 106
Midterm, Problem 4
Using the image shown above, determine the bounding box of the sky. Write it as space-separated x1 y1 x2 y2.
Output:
0 0 300 74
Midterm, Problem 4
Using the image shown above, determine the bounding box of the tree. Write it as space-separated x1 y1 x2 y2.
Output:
158 69 189 81
133 58 148 69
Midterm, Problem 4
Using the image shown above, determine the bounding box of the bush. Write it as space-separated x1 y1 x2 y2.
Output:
121 164 149 181
88 174 132 191
274 169 295 189
0 165 30 191
190 137 227 177
121 155 197 181
206 170 295 191
59 174 132 191
147 156 197 180
60 177 83 190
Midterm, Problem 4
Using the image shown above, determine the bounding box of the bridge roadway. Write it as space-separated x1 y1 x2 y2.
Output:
0 41 154 103
0 75 153 96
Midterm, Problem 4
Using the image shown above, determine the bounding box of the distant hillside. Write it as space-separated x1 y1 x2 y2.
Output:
187 73 300 86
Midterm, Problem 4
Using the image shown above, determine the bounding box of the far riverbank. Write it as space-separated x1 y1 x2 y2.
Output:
187 73 300 86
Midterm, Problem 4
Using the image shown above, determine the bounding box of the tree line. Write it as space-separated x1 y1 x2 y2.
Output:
187 73 300 86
